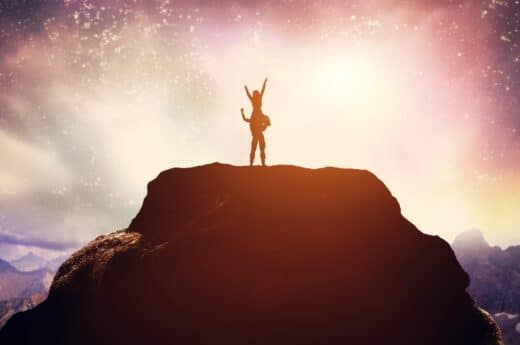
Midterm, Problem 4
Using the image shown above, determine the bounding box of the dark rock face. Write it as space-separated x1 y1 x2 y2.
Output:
0 164 503 344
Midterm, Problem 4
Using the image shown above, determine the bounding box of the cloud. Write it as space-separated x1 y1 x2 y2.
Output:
0 129 71 195
0 0 518 251
0 228 80 251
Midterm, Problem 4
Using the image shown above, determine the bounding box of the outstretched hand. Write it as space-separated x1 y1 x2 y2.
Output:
261 78 268 96
244 85 252 101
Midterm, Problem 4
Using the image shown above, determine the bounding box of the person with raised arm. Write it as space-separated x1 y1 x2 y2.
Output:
241 78 271 166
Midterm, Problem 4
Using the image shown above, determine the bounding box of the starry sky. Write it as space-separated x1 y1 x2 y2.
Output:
0 0 519 260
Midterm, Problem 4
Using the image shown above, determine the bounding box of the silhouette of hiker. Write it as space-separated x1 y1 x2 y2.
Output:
241 78 271 166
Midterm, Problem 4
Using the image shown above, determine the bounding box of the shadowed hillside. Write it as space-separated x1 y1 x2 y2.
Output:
0 163 503 345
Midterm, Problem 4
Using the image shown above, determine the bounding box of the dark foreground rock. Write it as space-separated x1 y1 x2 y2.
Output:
0 163 503 345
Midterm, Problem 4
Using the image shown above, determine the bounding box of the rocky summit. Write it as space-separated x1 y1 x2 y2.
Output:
0 163 503 344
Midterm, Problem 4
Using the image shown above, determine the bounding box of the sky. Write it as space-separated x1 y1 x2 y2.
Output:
0 0 519 260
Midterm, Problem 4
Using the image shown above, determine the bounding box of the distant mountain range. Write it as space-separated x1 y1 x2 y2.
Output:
494 313 520 345
452 230 520 345
0 258 53 301
10 253 47 272
452 230 520 313
9 253 68 272
0 295 47 330
0 255 67 329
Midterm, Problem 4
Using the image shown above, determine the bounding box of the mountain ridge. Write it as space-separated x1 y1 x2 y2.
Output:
0 258 16 274
10 252 47 272
452 229 520 345
0 163 503 345
452 229 520 314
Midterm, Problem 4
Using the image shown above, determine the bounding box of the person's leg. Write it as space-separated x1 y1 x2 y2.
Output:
250 136 258 166
259 133 266 166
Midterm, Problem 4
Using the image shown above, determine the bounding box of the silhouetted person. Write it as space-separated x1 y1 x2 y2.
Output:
242 78 271 166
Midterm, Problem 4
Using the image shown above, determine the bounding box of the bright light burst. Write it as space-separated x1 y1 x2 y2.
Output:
0 0 519 256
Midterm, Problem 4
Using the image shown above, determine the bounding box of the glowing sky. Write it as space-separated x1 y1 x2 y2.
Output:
0 0 519 259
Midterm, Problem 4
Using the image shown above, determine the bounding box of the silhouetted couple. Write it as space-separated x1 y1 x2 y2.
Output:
241 78 271 166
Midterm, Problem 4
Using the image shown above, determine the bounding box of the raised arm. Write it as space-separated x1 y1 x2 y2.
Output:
244 85 253 101
241 108 250 122
260 77 267 97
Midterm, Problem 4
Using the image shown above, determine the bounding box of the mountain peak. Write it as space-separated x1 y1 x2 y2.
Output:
0 258 16 273
24 252 40 258
452 229 520 316
0 164 502 345
11 252 47 272
452 229 490 251
128 163 401 242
